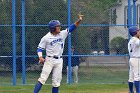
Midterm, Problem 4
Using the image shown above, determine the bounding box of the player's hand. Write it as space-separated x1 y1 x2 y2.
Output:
78 12 84 21
39 57 45 63
74 12 84 26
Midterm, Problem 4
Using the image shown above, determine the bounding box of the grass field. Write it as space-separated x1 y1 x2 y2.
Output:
0 83 129 93
0 65 129 93
0 66 129 85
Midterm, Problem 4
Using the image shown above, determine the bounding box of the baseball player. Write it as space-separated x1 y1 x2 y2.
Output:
128 26 140 93
34 14 83 93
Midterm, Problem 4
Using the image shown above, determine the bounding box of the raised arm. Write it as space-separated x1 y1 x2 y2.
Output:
68 13 84 32
74 13 84 26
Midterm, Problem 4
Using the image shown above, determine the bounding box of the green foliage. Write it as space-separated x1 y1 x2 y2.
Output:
70 0 116 54
71 0 118 24
71 27 92 54
25 0 67 55
0 0 118 56
0 0 12 24
0 0 68 56
0 0 120 56
32 0 67 24
0 1 12 56
110 36 128 54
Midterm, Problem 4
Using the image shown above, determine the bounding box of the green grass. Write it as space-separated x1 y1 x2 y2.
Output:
0 66 128 85
0 84 128 93
0 66 129 93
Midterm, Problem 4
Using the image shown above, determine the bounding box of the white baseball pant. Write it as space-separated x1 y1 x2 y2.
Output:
38 56 63 87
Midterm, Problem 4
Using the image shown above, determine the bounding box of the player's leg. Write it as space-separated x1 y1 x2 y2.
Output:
128 82 134 93
134 81 140 93
34 81 43 93
128 59 134 93
52 58 63 93
52 87 59 93
132 59 140 93
73 66 79 83
34 57 53 93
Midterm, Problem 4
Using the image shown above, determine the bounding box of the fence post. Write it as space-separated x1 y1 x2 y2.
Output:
12 0 16 86
22 0 26 85
67 0 72 84
128 0 131 28
133 0 137 26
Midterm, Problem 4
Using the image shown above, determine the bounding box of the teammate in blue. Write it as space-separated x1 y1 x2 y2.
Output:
34 14 83 93
128 26 140 93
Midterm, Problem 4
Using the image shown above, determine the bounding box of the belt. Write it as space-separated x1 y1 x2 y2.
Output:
47 56 62 59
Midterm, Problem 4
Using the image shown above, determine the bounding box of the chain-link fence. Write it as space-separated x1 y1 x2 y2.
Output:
0 0 139 86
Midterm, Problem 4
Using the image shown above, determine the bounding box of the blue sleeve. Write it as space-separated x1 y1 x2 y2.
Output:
37 48 43 52
68 24 77 32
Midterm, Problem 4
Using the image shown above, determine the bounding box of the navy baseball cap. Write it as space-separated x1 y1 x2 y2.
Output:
48 20 61 27
129 26 139 36
48 20 61 32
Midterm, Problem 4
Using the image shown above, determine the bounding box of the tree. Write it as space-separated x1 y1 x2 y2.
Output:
70 0 117 54
110 36 128 54
16 0 68 55
0 0 12 56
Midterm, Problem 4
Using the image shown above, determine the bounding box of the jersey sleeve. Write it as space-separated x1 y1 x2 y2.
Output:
37 36 47 50
68 24 77 32
61 29 68 39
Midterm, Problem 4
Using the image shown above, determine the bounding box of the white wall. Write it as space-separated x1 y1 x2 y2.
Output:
109 0 140 41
